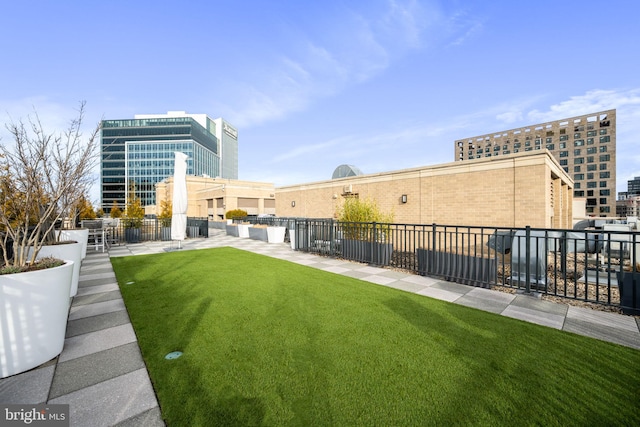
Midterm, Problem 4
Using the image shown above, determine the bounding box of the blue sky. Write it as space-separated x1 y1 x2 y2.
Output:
1 0 639 204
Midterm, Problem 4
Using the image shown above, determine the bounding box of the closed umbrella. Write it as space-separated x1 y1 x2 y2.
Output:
171 152 188 248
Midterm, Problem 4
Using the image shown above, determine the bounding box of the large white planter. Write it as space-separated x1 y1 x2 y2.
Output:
32 242 83 297
237 224 252 238
59 229 89 259
267 226 286 243
0 260 74 378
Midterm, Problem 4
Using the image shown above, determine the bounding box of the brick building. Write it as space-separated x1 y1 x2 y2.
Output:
454 110 615 216
275 151 573 229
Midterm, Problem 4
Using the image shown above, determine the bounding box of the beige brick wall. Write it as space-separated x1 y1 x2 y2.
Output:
276 152 573 228
150 177 275 219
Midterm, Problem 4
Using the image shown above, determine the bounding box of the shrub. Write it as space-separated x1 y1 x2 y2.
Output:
225 209 248 220
337 197 394 242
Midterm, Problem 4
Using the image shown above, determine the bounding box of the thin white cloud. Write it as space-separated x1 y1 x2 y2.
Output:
223 0 477 129
526 89 640 123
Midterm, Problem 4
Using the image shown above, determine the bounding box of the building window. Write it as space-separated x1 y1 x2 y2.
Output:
600 154 610 162
587 164 597 171
600 206 611 213
587 181 597 188
525 141 531 147
600 181 607 188
559 142 566 149
574 157 584 164
575 190 584 197
574 173 584 180
599 129 607 135
600 198 608 205
559 135 568 141
574 139 584 146
587 130 597 137
599 145 607 153
574 133 581 138
599 163 607 170
574 149 581 156
587 156 595 163
599 135 610 143
587 138 594 145
587 173 594 180
587 190 594 197
575 182 581 189
600 189 610 196
545 137 552 143
546 144 555 150
587 147 597 154
560 159 568 166
574 166 581 172
559 151 569 157
563 167 569 173
600 171 610 179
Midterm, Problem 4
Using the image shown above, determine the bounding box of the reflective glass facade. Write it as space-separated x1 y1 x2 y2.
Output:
101 116 221 211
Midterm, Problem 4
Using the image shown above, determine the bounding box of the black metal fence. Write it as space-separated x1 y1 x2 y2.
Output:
81 217 209 245
288 219 640 314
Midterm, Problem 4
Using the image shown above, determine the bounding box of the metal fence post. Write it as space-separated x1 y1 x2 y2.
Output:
431 223 437 276
525 225 531 294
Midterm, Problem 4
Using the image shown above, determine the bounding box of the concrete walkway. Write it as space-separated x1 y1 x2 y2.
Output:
2 229 639 426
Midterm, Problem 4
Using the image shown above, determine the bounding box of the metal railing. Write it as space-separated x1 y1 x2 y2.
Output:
287 219 640 313
81 217 209 245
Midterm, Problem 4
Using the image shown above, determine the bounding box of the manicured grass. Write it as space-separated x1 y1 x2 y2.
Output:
112 247 640 426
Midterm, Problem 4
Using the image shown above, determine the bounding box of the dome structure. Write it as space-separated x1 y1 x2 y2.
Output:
332 164 363 179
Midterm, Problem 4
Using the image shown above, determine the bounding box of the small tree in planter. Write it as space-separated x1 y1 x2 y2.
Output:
337 197 394 265
0 103 99 377
158 196 172 241
123 183 144 243
110 201 123 218
0 102 99 269
225 209 248 236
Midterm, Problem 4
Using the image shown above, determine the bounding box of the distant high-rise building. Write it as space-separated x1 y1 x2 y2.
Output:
616 176 640 217
454 110 616 216
100 111 238 212
627 176 640 197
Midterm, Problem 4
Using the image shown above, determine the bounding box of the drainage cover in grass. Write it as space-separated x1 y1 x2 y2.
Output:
165 351 183 360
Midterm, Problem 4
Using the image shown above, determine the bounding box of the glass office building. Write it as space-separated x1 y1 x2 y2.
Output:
100 112 237 212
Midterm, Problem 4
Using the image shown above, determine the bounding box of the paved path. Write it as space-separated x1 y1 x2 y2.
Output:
2 229 639 426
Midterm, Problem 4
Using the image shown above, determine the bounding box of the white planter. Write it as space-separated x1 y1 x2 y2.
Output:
32 242 83 297
59 229 89 259
289 229 296 250
267 226 286 243
237 224 252 238
1 260 74 378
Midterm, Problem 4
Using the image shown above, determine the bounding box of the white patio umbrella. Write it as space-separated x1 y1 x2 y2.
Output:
171 151 188 248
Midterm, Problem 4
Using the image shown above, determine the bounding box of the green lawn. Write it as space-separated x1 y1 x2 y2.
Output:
112 247 640 426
